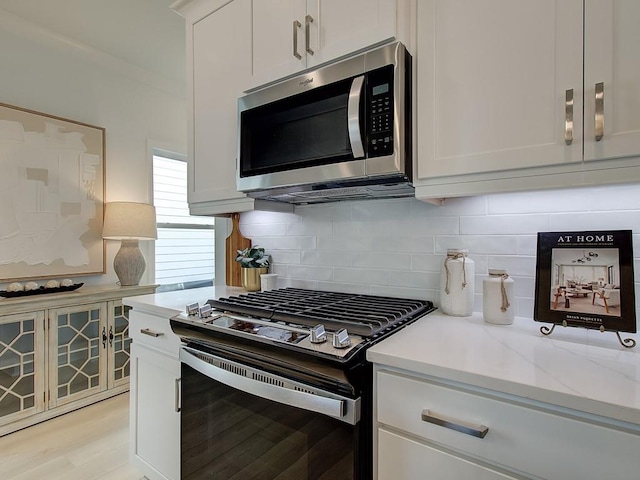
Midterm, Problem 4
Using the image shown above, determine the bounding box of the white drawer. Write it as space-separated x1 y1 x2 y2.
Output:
129 311 181 357
377 370 640 480
378 428 517 480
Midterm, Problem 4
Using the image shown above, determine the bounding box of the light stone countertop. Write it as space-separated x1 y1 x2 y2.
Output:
367 311 640 426
123 288 640 426
122 285 247 318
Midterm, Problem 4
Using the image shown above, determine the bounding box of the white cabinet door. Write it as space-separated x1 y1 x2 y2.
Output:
190 0 255 214
251 0 398 88
378 429 517 480
0 311 45 428
130 343 181 480
416 0 583 180
48 303 108 408
583 0 640 163
107 300 131 389
306 0 396 68
251 0 307 88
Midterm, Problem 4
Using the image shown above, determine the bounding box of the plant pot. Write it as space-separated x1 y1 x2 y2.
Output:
241 267 269 292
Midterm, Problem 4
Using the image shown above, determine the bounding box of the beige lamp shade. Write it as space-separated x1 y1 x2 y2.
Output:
103 202 157 240
103 202 157 286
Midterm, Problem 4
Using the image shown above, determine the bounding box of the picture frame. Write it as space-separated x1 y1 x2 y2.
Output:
0 102 106 281
534 230 636 334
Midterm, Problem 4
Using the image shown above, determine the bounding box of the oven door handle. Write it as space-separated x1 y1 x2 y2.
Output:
347 75 365 159
181 347 358 424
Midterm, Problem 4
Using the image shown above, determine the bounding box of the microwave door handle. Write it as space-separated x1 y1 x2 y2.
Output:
347 75 365 159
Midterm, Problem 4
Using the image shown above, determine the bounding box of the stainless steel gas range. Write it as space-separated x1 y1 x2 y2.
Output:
170 287 434 479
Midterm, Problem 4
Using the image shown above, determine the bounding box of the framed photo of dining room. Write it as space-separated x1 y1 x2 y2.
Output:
0 102 106 282
534 230 636 334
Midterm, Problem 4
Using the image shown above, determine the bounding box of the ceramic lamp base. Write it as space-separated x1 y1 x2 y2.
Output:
114 239 146 286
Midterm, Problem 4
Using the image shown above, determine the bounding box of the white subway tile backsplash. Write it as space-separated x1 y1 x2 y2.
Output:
410 254 443 272
413 195 487 217
372 236 435 254
517 235 538 255
352 253 411 270
268 250 300 265
317 235 372 252
287 265 334 281
301 251 352 267
286 220 333 236
548 211 640 231
461 214 550 235
434 236 518 256
334 267 388 285
487 255 537 277
388 270 438 290
408 216 460 235
238 184 639 323
239 222 288 237
488 189 588 214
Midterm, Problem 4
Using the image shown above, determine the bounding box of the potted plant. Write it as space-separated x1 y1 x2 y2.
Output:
235 246 271 291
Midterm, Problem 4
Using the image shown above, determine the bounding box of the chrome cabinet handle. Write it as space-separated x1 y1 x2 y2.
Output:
140 328 164 338
595 82 604 141
305 15 314 55
293 20 302 59
347 75 366 159
421 409 489 439
565 88 573 145
175 378 181 413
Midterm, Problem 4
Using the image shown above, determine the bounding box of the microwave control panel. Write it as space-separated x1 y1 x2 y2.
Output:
367 66 394 157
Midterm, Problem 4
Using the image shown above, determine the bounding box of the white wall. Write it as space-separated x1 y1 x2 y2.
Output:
0 11 186 287
239 184 640 326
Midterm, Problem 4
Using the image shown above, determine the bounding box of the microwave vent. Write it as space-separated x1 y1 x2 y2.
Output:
249 180 415 205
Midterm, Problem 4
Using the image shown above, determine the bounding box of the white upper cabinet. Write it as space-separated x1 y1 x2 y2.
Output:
414 0 640 199
188 0 255 214
583 0 640 163
250 0 399 89
416 0 584 181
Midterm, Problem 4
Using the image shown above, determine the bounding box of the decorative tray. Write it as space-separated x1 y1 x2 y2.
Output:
0 283 84 298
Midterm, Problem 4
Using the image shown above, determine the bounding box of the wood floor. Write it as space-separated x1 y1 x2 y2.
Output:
0 393 145 480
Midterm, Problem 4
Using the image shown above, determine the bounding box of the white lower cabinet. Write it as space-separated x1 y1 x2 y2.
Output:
129 309 181 480
130 343 180 480
378 429 517 480
375 368 640 479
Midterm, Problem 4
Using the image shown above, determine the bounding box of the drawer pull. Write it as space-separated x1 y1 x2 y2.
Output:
140 328 164 338
421 409 488 439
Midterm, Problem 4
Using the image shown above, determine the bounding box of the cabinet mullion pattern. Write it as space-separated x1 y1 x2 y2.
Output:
0 311 45 425
50 303 107 407
111 301 132 388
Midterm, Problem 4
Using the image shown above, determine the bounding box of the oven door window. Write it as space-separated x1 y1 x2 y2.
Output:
181 363 356 479
239 77 361 177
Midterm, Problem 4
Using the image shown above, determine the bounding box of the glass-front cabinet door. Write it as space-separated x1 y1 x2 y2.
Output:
0 311 46 427
48 303 108 408
108 300 132 389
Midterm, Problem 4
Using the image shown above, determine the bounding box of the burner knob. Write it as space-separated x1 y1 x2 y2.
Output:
332 328 351 349
310 324 327 344
198 304 213 318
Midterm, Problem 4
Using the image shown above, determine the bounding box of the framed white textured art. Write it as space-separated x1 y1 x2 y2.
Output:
0 103 106 281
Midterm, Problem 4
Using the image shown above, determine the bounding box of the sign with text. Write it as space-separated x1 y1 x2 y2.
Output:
534 230 636 333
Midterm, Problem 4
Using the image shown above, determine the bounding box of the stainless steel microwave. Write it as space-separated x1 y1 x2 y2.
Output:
237 42 412 204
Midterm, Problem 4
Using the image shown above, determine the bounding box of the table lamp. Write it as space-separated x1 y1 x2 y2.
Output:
102 202 157 286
